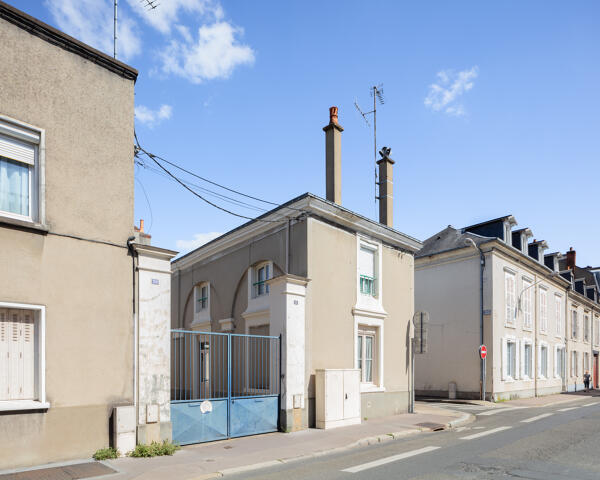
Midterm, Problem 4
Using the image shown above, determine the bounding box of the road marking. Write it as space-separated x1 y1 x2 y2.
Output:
341 446 441 473
557 407 579 412
454 426 467 432
521 413 554 423
583 402 599 407
459 426 511 440
478 407 525 416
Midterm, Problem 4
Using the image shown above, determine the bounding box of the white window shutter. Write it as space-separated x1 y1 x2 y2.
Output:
0 134 35 166
21 310 35 399
8 310 23 399
537 344 542 377
501 338 507 380
0 309 8 401
516 339 521 380
359 247 375 278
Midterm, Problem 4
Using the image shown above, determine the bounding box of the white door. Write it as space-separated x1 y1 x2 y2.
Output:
343 370 360 419
2 309 35 400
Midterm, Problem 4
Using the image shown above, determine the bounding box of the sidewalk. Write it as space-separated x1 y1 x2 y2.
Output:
503 391 599 407
104 403 472 480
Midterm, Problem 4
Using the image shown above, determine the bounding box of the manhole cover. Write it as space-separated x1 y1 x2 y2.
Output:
0 462 116 480
415 422 445 431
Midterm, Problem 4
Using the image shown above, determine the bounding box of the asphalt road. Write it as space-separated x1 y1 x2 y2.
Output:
230 399 600 480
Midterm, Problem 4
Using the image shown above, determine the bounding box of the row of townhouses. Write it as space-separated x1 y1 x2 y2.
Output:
415 217 600 401
0 0 597 471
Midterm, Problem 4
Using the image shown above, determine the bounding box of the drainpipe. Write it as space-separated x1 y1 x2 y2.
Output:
464 239 486 400
127 236 138 430
534 274 538 397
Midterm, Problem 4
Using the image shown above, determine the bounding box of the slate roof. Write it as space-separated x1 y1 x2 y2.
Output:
416 226 491 258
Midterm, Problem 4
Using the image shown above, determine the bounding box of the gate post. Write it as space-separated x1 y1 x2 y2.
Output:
267 274 310 432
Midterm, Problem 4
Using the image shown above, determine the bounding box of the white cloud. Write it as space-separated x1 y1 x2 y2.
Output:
424 66 479 117
45 0 141 60
176 231 222 251
160 22 255 83
135 104 173 127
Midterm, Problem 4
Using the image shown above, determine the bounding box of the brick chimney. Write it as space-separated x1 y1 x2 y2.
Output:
377 146 394 227
323 106 343 204
566 247 576 270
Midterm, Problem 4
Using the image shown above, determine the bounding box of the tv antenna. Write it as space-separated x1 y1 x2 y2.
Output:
354 85 384 203
113 0 159 59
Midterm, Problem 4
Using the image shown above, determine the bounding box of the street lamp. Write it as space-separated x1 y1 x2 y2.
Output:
464 238 486 401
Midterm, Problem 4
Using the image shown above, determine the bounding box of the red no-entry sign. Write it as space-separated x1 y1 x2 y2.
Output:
480 345 487 359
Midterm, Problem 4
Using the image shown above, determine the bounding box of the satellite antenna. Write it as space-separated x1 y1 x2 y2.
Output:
114 0 159 59
354 84 385 203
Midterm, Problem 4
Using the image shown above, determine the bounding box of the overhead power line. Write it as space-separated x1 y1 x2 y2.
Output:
134 133 290 222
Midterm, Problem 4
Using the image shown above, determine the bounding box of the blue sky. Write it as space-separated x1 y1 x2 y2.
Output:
13 1 600 266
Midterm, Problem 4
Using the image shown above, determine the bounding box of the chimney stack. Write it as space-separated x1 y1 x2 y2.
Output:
139 219 144 233
377 147 395 227
323 106 343 204
566 247 576 270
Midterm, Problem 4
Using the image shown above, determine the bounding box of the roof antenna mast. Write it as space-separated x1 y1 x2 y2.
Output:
354 85 385 204
114 0 160 59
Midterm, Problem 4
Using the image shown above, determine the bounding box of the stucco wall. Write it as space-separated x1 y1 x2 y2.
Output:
415 251 481 396
172 220 307 332
306 218 414 421
0 19 134 468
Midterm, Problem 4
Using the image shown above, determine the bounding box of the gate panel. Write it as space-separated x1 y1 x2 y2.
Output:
171 330 280 445
230 396 279 437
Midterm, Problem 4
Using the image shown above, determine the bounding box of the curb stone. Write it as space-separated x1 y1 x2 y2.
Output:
212 411 474 477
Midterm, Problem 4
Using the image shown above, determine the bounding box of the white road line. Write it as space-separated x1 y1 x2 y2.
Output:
583 402 599 407
341 446 441 473
521 413 554 423
459 426 511 440
478 407 525 416
558 406 579 412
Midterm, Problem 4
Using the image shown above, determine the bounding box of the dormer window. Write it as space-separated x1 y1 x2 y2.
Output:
253 262 271 297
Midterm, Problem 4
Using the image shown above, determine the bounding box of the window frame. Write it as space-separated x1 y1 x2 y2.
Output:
554 294 563 338
571 310 578 339
0 116 44 225
521 277 533 330
357 328 376 384
539 344 548 379
584 314 590 343
253 262 271 298
0 301 47 412
507 339 517 380
539 287 548 334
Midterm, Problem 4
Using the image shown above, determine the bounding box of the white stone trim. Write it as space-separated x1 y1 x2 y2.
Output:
354 314 384 392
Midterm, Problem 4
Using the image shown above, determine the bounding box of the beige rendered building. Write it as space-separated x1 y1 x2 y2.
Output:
0 2 174 469
171 108 422 436
415 216 579 401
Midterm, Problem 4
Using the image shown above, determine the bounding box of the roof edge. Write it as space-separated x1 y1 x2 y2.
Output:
0 1 138 81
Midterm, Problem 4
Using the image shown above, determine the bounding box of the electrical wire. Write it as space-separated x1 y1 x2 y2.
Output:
135 174 154 233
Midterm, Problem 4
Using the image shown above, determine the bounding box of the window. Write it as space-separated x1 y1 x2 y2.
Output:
505 339 517 379
195 284 209 312
571 351 578 377
357 329 375 383
555 346 565 378
0 119 41 222
595 317 600 346
584 352 590 373
358 246 376 297
253 263 270 297
539 288 548 333
540 345 548 378
0 304 46 409
571 311 578 339
522 278 533 328
555 295 563 336
523 343 533 378
505 271 516 325
584 315 590 342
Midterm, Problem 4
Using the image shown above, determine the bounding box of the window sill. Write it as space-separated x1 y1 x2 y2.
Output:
0 400 50 412
360 384 385 393
0 215 48 234
504 323 516 329
522 327 533 332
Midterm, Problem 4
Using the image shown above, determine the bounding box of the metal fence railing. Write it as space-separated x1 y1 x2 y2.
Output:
171 330 280 403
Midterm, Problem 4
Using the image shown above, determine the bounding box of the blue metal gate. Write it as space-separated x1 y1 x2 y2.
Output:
170 330 280 445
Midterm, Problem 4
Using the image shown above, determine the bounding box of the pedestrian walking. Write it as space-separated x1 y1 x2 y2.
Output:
584 371 591 392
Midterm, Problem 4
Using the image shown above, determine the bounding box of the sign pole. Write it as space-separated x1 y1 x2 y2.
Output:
482 356 487 401
410 337 415 413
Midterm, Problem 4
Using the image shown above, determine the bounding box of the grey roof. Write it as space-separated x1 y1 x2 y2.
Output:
416 226 490 258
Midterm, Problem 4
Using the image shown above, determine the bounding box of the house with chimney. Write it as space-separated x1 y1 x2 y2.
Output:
414 216 574 401
170 107 422 443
